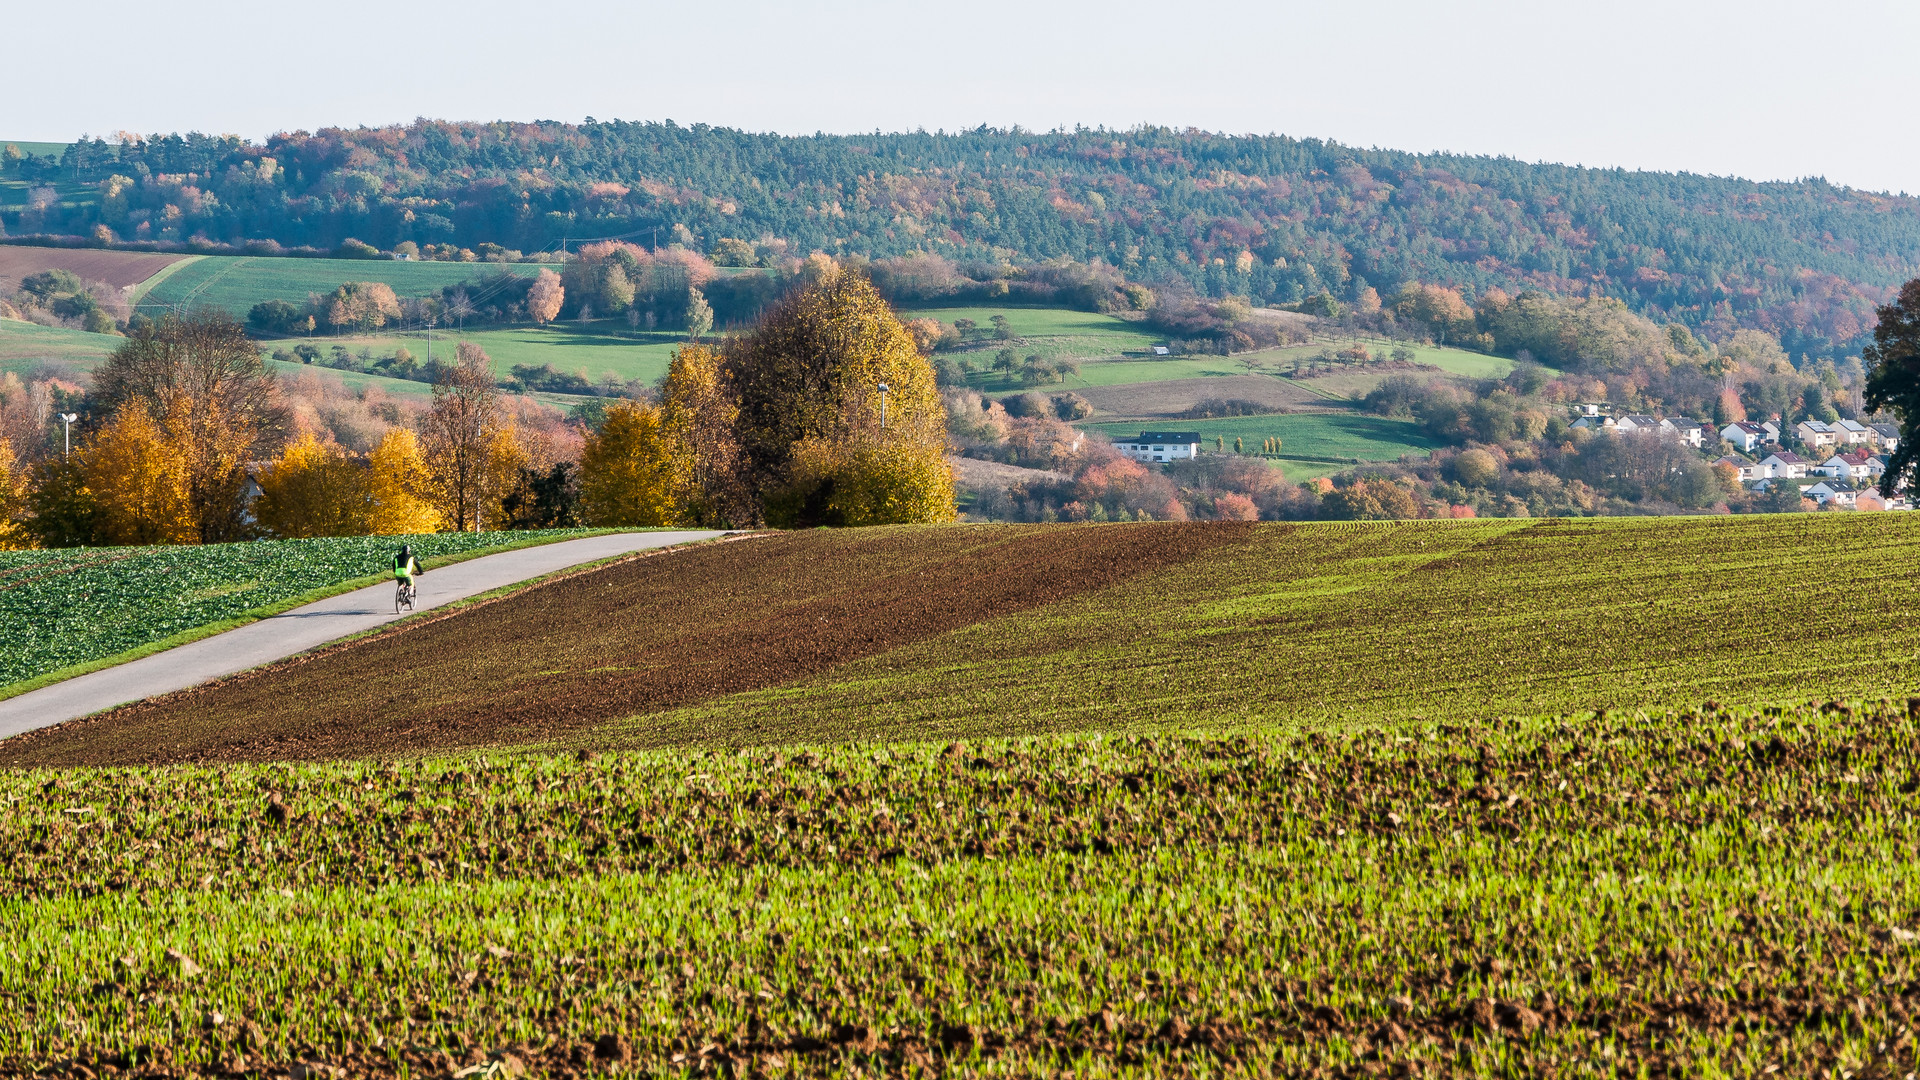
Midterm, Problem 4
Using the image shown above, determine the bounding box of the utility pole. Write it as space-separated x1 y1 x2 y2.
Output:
878 383 889 431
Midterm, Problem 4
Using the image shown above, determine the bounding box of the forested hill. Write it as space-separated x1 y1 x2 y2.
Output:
11 121 1920 357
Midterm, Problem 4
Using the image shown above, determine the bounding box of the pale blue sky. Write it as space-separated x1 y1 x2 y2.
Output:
10 0 1920 192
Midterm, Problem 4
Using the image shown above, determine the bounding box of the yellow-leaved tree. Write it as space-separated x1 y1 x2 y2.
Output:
479 423 528 529
578 401 677 526
254 432 371 538
722 266 953 526
366 428 443 534
0 438 30 549
658 343 749 526
83 406 195 545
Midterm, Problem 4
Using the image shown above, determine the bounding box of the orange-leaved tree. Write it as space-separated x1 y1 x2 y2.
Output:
366 428 443 534
91 313 288 542
82 406 195 545
254 432 371 538
578 400 677 527
721 267 953 527
326 281 402 332
527 269 565 325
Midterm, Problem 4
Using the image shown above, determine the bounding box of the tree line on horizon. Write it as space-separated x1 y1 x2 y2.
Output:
3 121 1913 363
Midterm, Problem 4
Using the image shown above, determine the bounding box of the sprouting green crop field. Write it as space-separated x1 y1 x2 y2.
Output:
1085 413 1440 463
8 516 1920 1078
0 530 597 692
138 256 557 320
3 702 1917 1078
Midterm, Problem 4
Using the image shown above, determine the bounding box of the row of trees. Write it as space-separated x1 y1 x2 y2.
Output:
0 271 955 547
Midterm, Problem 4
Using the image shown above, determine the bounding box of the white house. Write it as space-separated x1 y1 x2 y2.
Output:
1571 415 1615 432
1805 479 1859 507
1758 452 1810 479
1795 420 1839 449
1721 422 1769 453
1113 431 1201 464
1835 419 1874 445
1714 454 1762 482
1761 420 1782 443
1817 451 1882 482
1613 415 1669 436
1871 423 1901 452
1670 419 1708 448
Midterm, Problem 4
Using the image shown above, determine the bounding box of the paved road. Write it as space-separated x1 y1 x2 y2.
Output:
0 530 727 740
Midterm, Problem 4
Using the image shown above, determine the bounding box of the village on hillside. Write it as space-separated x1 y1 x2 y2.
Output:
1569 407 1906 509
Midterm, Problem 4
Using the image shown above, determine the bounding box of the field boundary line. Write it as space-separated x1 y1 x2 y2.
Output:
71 532 764 719
0 529 626 705
127 255 203 306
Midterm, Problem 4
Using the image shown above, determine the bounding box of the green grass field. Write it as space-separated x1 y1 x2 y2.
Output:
1 141 71 160
0 318 116 375
139 256 557 319
4 516 1920 1077
1087 412 1439 462
327 322 684 385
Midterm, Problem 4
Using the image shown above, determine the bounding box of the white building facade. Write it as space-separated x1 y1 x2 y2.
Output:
1113 431 1202 464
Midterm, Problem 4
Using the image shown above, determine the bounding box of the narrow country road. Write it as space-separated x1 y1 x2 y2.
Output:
0 530 728 740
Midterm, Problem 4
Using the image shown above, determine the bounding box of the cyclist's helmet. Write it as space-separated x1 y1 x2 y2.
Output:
399 543 413 560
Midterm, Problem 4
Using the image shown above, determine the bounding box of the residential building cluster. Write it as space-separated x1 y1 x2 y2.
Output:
1574 405 1906 509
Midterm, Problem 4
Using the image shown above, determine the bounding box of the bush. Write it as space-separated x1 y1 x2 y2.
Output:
335 238 383 260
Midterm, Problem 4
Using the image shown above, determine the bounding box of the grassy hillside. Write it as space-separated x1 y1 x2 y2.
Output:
138 255 556 318
325 322 683 385
1087 414 1439 462
2 516 1915 1078
0 318 116 375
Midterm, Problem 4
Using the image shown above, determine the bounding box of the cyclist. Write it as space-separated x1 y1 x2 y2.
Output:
392 544 420 601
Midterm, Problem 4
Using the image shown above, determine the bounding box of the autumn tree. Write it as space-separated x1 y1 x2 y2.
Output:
0 439 29 549
579 401 678 526
325 281 403 332
254 432 371 538
721 267 953 526
1863 278 1920 496
659 343 751 526
526 268 564 325
82 406 196 545
92 313 289 542
1320 476 1421 521
684 287 713 340
418 342 503 531
366 428 443 534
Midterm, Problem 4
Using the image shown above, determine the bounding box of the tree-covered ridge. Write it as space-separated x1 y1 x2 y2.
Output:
12 121 1920 358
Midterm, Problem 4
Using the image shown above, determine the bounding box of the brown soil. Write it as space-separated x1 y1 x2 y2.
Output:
0 244 188 293
1076 374 1325 419
2 523 1251 766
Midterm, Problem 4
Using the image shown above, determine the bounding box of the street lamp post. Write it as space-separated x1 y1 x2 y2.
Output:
56 413 77 458
877 383 889 431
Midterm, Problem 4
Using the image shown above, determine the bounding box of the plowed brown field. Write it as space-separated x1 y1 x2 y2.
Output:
0 244 188 292
2 522 1249 765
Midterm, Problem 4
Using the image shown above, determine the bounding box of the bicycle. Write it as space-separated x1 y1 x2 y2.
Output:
394 578 417 614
